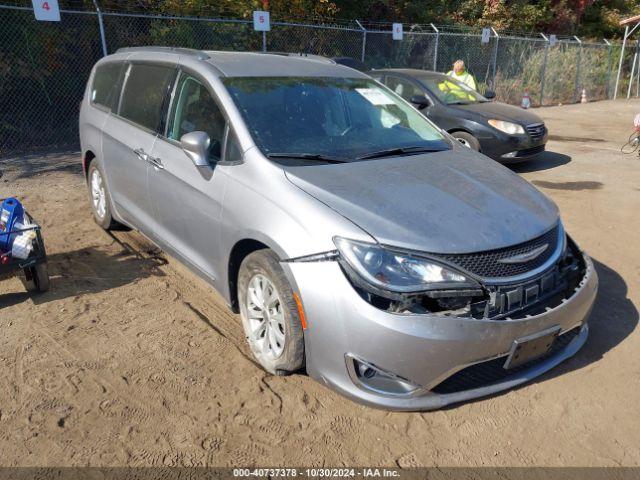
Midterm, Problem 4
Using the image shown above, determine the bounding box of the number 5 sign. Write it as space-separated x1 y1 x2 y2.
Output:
253 10 270 31
32 0 60 21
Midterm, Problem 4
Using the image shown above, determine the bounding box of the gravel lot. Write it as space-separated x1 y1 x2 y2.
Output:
0 99 639 468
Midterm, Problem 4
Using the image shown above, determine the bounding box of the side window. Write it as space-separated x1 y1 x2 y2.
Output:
91 62 126 111
385 76 423 102
224 128 243 164
119 63 176 132
168 74 226 161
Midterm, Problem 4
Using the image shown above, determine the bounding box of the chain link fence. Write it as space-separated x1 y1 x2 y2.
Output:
0 3 630 157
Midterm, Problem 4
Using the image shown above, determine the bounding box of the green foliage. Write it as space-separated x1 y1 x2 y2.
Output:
493 42 618 106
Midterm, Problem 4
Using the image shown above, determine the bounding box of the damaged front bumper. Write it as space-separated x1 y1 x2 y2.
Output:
283 250 597 411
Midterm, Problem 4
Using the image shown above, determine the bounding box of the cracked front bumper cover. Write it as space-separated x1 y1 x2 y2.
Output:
284 252 597 411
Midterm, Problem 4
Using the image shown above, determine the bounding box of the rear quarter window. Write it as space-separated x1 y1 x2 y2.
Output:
91 62 126 111
119 63 176 132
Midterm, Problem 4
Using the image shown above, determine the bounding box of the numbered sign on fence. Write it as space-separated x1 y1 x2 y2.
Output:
31 0 60 21
481 28 491 44
253 11 270 31
392 23 403 41
549 34 557 46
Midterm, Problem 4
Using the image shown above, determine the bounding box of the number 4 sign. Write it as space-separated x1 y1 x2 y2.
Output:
392 23 403 41
32 0 60 21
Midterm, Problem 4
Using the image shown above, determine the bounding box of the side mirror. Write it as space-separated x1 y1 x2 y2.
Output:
410 95 431 109
180 131 211 167
484 90 496 100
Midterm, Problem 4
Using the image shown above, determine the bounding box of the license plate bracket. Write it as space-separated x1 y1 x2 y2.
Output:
503 326 562 370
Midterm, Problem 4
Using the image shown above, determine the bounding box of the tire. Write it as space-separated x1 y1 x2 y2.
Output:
87 160 119 230
22 262 50 293
237 249 305 375
451 131 481 151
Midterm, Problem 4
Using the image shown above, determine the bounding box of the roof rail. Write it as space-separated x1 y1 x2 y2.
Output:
115 46 210 60
262 51 336 64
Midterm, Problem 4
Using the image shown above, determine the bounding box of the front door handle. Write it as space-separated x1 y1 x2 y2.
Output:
148 156 164 170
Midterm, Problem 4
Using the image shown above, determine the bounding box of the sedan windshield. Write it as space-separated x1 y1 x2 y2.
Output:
416 74 489 105
222 77 451 161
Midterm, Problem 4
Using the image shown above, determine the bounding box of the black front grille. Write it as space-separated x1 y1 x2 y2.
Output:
433 225 560 279
526 122 547 141
432 326 581 394
516 144 545 157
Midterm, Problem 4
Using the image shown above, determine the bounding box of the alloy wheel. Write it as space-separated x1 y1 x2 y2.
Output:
91 169 106 219
456 137 471 148
245 274 286 359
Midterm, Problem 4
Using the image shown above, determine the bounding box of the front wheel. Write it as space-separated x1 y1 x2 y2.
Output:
451 131 481 151
237 250 305 375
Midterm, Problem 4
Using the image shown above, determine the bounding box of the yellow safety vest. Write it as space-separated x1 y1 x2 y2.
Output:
446 70 477 91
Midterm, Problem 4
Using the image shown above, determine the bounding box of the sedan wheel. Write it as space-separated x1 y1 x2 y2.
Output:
451 131 481 151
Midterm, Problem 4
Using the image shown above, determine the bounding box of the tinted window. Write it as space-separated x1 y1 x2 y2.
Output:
415 74 488 105
168 75 226 160
120 63 176 131
385 76 423 102
91 62 125 111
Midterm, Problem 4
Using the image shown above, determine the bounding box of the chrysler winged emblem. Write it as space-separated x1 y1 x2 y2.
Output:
497 244 549 264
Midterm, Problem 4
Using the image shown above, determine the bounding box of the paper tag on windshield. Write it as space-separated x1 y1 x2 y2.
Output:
356 88 394 106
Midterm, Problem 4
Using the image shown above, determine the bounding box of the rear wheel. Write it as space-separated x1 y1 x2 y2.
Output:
87 161 119 230
237 250 305 375
452 131 481 151
22 262 50 293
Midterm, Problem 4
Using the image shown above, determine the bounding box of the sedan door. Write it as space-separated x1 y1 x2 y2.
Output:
146 71 231 282
101 62 176 233
383 75 446 124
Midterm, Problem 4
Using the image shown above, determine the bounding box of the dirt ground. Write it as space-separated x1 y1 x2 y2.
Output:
0 99 639 468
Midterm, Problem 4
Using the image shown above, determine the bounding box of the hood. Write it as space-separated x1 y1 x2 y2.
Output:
452 101 543 125
283 149 559 254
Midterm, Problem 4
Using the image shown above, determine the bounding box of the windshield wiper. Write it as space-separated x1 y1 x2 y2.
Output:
355 146 444 160
266 153 347 164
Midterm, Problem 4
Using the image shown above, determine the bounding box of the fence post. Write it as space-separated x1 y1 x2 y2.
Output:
539 33 549 106
627 41 639 98
603 39 613 98
92 0 108 57
430 23 439 71
614 25 630 100
636 46 640 97
490 27 499 88
356 20 366 62
573 36 582 102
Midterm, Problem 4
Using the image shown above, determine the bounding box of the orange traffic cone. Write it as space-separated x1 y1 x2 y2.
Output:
521 89 531 109
581 88 587 103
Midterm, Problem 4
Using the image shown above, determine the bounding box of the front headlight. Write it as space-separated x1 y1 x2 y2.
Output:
488 119 525 135
334 237 479 293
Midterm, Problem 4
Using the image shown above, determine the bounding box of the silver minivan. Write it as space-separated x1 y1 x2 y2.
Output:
79 47 597 410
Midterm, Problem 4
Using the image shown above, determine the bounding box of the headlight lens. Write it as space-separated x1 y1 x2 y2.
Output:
334 237 478 293
488 119 525 135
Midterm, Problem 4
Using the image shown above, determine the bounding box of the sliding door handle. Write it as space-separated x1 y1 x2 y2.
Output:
133 148 148 161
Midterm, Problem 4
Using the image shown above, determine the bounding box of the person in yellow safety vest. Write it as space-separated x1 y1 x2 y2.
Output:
446 59 477 91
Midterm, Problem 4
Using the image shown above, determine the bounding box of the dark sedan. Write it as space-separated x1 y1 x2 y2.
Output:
370 69 548 162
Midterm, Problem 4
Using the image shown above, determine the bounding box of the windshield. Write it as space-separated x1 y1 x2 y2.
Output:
222 77 451 161
416 74 489 105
